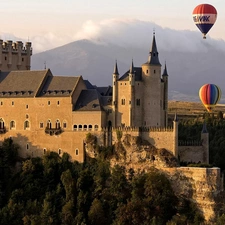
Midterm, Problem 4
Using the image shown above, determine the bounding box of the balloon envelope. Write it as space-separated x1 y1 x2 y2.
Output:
199 84 221 112
192 4 217 39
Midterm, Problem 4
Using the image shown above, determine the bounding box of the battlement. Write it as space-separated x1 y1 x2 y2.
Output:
0 40 32 71
109 126 173 132
179 140 203 146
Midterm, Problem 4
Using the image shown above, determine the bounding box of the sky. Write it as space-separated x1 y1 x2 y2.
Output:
1 0 225 53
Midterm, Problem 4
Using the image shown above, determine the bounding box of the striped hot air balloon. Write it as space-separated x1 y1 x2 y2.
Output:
199 84 221 112
192 4 217 39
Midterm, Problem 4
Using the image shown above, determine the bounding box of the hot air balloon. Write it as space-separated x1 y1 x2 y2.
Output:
192 4 217 39
199 84 221 112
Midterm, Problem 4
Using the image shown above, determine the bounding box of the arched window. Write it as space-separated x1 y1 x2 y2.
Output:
56 119 60 129
121 99 125 105
94 125 98 131
0 118 4 129
83 124 87 131
73 124 77 131
78 125 82 131
24 120 30 130
88 125 92 131
47 120 51 129
10 121 15 129
75 149 79 156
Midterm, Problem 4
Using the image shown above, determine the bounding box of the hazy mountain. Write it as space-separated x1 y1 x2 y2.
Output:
31 20 225 103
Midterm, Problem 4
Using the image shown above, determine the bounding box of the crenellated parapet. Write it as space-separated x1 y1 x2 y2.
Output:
0 40 32 71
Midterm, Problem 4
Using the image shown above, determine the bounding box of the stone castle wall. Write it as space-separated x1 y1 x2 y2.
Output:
162 167 223 222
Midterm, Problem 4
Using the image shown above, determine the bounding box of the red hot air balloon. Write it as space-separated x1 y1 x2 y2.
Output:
199 84 221 112
192 4 217 39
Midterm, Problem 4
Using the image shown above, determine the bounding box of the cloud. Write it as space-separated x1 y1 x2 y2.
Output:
2 19 225 53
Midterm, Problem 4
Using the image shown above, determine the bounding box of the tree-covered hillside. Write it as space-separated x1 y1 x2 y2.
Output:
0 138 211 225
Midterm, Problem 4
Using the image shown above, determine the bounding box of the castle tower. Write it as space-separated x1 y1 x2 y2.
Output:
128 60 135 126
162 63 169 127
112 60 119 127
141 32 162 126
173 113 179 158
0 40 32 71
201 122 209 164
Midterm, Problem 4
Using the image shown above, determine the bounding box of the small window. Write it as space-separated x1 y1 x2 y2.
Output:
22 58 24 62
78 125 82 131
146 70 148 74
88 125 92 130
48 101 50 105
26 143 29 150
73 124 77 131
121 99 125 105
0 102 3 106
83 125 87 131
26 114 29 119
24 120 30 129
154 70 156 74
136 99 140 106
12 101 14 106
63 122 67 128
10 121 15 129
94 125 98 131
43 148 46 154
5 57 7 60
57 101 60 105
75 149 79 155
47 120 52 129
58 148 62 155
125 83 126 85
0 119 4 129
40 122 44 128
26 105 28 109
56 120 60 129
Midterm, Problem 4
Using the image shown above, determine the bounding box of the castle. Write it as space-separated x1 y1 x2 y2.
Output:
0 34 224 222
0 34 208 164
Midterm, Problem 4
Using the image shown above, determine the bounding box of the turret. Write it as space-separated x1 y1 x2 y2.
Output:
173 113 179 158
7 40 13 68
112 60 119 127
25 42 32 70
162 62 169 127
16 41 23 69
129 59 135 86
201 122 209 164
0 39 3 66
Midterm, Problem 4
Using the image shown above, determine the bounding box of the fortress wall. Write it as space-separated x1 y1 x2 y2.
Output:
142 130 174 153
179 146 208 164
162 167 223 222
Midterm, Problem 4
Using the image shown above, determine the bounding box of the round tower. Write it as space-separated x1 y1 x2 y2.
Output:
141 32 162 127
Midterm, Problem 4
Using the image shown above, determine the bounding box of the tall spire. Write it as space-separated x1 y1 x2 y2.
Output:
162 62 168 76
113 60 119 75
129 59 134 74
147 32 161 65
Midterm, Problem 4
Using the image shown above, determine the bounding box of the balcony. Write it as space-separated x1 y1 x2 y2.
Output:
0 127 6 134
45 127 63 136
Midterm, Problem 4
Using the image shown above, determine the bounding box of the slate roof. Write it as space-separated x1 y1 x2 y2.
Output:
119 67 142 81
0 70 48 98
74 89 103 111
39 76 79 97
96 86 112 96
